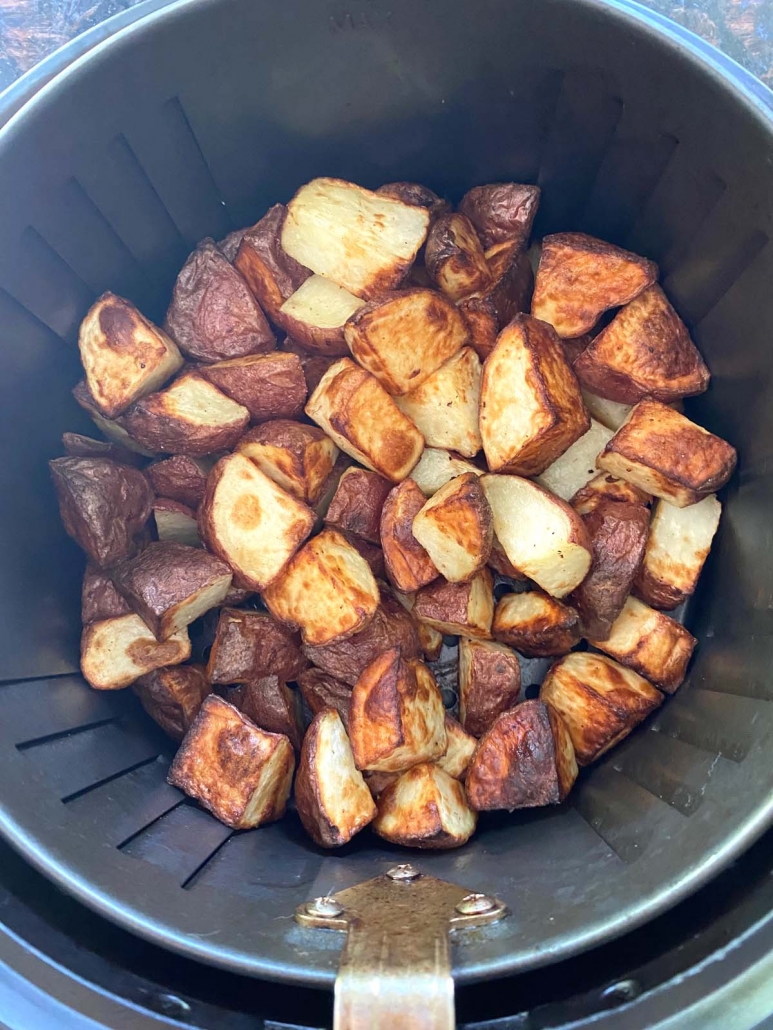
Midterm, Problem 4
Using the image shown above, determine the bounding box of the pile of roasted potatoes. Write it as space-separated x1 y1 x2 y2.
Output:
51 176 736 850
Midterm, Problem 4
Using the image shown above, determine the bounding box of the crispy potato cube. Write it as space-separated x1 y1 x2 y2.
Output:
458 183 541 250
344 288 468 396
458 637 521 737
78 293 184 418
120 373 249 457
112 542 232 640
480 314 590 475
324 467 392 544
532 233 657 338
295 709 376 847
349 650 446 772
199 452 315 591
390 589 444 660
598 400 737 506
567 499 650 640
413 569 494 639
207 608 308 685
232 204 312 321
466 701 577 811
133 665 210 741
263 528 379 646
375 181 449 218
635 495 721 609
574 286 709 404
81 614 191 690
581 391 633 432
412 473 493 583
373 762 476 849
281 177 429 299
147 455 209 509
306 358 424 482
540 652 662 765
410 448 482 496
536 419 614 501
167 695 294 828
164 239 274 362
492 591 580 657
589 596 696 694
82 563 131 623
380 479 439 593
458 245 533 362
425 213 492 302
50 457 153 567
62 431 143 467
482 475 591 597
297 668 352 729
436 715 477 778
199 352 307 423
153 499 201 547
236 420 338 505
227 676 304 751
571 472 651 516
394 347 482 456
275 275 364 356
72 380 158 457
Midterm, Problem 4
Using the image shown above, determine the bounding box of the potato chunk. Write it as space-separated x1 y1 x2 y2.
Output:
480 315 589 475
380 479 439 592
232 204 312 321
207 608 308 685
466 701 577 811
344 289 469 395
226 676 304 751
458 245 533 361
492 591 580 657
482 475 591 597
349 650 446 772
78 293 183 418
413 569 494 639
199 352 307 423
153 499 201 547
275 275 364 356
147 455 209 509
373 763 476 849
635 495 721 609
167 695 294 829
410 448 482 496
62 431 143 467
324 467 392 544
540 652 662 765
72 381 158 457
458 183 541 250
425 213 492 302
436 716 477 779
281 178 429 298
412 473 493 583
598 400 737 506
81 614 191 690
395 347 482 456
263 528 379 646
237 420 338 505
458 638 521 737
531 233 657 338
306 358 424 482
295 709 376 847
199 453 315 591
133 665 210 741
297 668 352 729
571 472 651 516
536 419 614 501
376 181 449 217
82 563 131 624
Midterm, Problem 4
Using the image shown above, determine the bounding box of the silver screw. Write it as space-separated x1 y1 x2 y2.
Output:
455 893 497 916
305 896 344 918
386 863 421 882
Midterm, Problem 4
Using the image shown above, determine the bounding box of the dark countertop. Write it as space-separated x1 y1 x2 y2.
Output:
1 0 773 94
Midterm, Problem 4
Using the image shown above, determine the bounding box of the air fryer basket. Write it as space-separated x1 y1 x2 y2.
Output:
0 0 772 988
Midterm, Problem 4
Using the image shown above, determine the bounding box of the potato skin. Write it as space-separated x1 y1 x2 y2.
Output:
324 468 392 544
199 352 307 423
207 608 308 685
376 182 450 218
233 204 312 321
133 664 210 741
425 213 491 302
297 668 352 728
413 570 494 639
458 638 521 737
147 456 209 510
381 479 439 593
282 337 338 394
82 563 132 623
492 591 580 658
62 432 143 467
226 676 304 751
458 183 541 250
459 247 533 361
237 419 337 505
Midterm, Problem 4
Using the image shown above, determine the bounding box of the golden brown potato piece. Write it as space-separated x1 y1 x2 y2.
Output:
167 695 294 829
375 182 449 218
72 380 158 457
226 676 304 751
588 596 696 694
297 668 352 729
50 457 153 568
436 715 477 778
344 288 469 396
581 391 633 432
282 178 429 299
236 420 338 505
480 314 590 476
120 373 250 457
207 608 308 685
466 701 577 811
81 614 191 690
413 569 494 639
571 472 651 516
199 452 315 591
598 400 737 507
348 650 446 772
232 204 312 321
492 591 580 657
147 456 210 509
275 275 364 356
425 213 492 302
165 240 275 362
458 183 541 250
263 528 380 646
458 245 534 361
78 293 183 418
394 347 482 456
295 708 376 847
482 475 592 598
531 233 657 339
573 286 709 404
133 664 210 741
153 498 201 547
62 431 143 467
199 352 307 423
635 495 721 609
373 762 476 849
410 448 482 496
568 499 650 640
306 358 424 482
380 479 439 593
412 473 493 583
540 652 662 765
458 637 521 737
324 467 392 544
82 563 131 623
535 419 614 501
